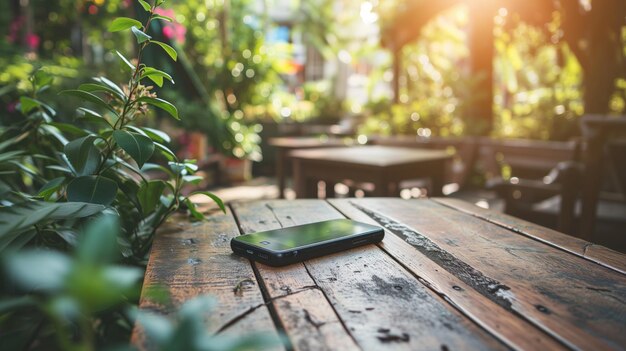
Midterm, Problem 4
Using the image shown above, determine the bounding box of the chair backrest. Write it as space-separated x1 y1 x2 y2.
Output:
476 137 580 181
579 115 626 239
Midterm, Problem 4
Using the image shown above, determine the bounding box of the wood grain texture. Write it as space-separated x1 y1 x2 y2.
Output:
131 209 281 349
432 197 626 275
231 200 360 351
349 198 626 350
232 200 507 351
328 198 567 351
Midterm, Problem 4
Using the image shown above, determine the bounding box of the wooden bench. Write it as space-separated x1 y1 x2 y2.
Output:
132 198 626 350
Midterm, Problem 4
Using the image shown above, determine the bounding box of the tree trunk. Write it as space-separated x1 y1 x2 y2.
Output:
466 1 496 135
562 0 626 114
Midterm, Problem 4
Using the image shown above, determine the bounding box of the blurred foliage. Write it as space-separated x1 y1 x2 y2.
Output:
0 3 275 350
359 5 476 137
164 0 287 159
363 3 626 140
493 10 583 140
1 211 280 351
1 213 141 350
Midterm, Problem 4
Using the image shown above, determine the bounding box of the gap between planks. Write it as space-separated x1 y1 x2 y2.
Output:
229 201 361 351
327 199 568 351
230 200 510 351
334 198 626 351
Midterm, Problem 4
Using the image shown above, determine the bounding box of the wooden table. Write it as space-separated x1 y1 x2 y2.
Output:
133 198 626 350
268 137 353 198
290 146 451 198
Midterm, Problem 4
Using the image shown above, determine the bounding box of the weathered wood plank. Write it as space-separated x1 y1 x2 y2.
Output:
350 198 626 350
432 197 626 275
328 198 567 351
231 200 508 351
131 209 282 349
231 200 360 351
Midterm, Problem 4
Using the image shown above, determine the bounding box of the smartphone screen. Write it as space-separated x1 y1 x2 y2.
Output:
233 219 383 252
231 219 384 266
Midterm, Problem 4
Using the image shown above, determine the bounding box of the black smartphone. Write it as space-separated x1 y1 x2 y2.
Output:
231 219 384 266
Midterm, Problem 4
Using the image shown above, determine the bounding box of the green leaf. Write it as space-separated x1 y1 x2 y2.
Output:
64 135 100 176
19 96 40 114
142 67 174 82
0 201 105 250
154 142 177 161
0 150 24 163
66 176 118 206
142 127 171 143
138 180 166 216
142 163 174 177
78 213 120 264
183 162 198 172
116 50 135 71
33 69 53 87
182 175 203 184
126 126 170 143
135 97 179 120
78 83 124 101
76 107 111 126
184 198 204 220
38 177 65 200
151 40 178 61
136 311 173 345
46 165 73 174
49 122 89 136
146 74 163 87
93 77 126 99
53 228 78 247
113 130 155 168
152 14 173 22
140 67 174 87
131 26 151 44
108 17 143 32
59 90 119 116
190 191 225 213
40 124 69 145
4 250 72 292
138 0 152 12
168 162 186 175
0 133 25 152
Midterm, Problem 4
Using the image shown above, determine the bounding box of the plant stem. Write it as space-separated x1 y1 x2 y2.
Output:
98 11 155 174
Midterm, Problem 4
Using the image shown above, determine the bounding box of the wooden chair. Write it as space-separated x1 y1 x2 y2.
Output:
490 116 626 243
482 138 582 234
578 115 626 240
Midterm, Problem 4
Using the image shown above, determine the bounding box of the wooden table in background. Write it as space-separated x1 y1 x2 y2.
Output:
290 146 451 198
268 137 353 198
133 198 626 351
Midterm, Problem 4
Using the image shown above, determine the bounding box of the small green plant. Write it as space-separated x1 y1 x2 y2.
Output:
0 0 223 260
2 213 142 350
57 0 224 258
2 212 282 351
0 1 254 349
136 296 281 351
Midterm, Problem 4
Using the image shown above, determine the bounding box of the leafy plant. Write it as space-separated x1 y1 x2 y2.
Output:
0 1 237 349
0 0 224 261
1 213 142 351
135 296 281 351
2 212 280 351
